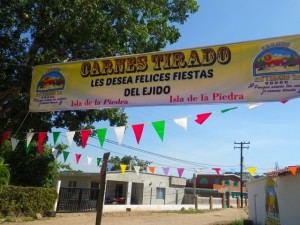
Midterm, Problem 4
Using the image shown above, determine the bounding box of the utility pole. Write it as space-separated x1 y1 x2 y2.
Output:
234 141 250 208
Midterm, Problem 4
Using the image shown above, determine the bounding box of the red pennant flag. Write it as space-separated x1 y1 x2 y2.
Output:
81 130 91 148
148 166 155 174
132 124 144 144
288 166 298 176
212 168 221 175
2 132 11 144
75 154 81 164
280 100 288 104
38 132 47 156
195 113 212 125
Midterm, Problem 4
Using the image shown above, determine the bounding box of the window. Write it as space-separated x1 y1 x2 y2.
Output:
214 179 220 184
224 180 230 186
68 181 77 188
200 178 208 184
115 184 123 198
233 181 239 187
156 188 165 199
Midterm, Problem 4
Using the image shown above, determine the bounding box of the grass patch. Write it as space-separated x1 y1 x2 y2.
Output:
0 216 35 223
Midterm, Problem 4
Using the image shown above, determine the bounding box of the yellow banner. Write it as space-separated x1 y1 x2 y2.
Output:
30 34 300 111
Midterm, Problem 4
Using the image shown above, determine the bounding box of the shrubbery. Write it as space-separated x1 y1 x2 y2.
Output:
0 185 58 217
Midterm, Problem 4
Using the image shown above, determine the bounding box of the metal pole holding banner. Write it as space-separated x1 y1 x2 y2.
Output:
95 152 110 225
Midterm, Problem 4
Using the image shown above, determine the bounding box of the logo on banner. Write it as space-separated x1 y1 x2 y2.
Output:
33 68 67 107
248 42 300 96
36 71 65 92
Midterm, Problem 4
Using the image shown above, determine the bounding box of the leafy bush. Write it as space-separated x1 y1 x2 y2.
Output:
0 185 58 217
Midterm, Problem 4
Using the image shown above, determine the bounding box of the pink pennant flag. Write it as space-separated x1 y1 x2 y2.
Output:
80 130 91 148
288 166 298 176
212 168 221 175
162 167 170 176
75 153 81 164
177 168 185 177
280 99 288 104
38 132 47 156
132 124 144 144
195 113 212 125
148 166 155 174
2 132 11 144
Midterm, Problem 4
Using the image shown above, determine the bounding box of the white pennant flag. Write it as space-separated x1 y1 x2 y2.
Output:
26 132 34 148
134 166 141 176
66 131 75 147
113 126 126 145
87 156 92 165
247 103 263 109
174 117 188 130
11 138 19 151
52 148 58 158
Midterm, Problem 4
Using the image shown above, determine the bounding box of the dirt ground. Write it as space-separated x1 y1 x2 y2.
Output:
6 208 248 225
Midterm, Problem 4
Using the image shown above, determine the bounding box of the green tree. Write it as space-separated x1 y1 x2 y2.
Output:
109 155 152 172
0 157 10 193
0 0 198 187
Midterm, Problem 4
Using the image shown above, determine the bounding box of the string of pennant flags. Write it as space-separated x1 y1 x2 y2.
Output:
2 100 299 177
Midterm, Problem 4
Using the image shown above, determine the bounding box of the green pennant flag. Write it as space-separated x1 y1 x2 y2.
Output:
25 143 32 154
97 158 102 167
63 151 70 162
152 120 165 141
220 107 238 113
96 128 107 147
53 132 61 145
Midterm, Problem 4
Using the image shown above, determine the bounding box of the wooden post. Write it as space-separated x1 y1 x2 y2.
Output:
95 152 110 225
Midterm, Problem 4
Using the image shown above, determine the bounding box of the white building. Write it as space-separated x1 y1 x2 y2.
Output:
247 167 300 225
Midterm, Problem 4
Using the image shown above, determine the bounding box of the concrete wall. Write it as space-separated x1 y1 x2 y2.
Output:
247 172 300 225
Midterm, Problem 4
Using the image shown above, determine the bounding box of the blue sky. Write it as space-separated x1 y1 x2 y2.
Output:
54 0 300 178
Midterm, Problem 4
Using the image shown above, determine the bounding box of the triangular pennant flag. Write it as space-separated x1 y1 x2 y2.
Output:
134 166 140 175
120 164 127 174
247 103 263 109
97 158 102 167
53 132 60 145
280 99 288 104
26 143 32 154
52 148 58 158
38 132 47 156
132 124 144 144
162 167 170 176
80 130 91 148
212 168 221 175
148 166 155 174
11 138 19 151
63 151 70 162
113 126 126 145
288 166 298 176
107 162 113 171
2 132 11 144
195 112 212 125
87 156 92 165
220 107 238 113
174 117 188 130
152 121 165 141
75 153 81 164
247 167 257 176
26 132 34 148
96 128 107 147
177 168 185 177
66 131 75 147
